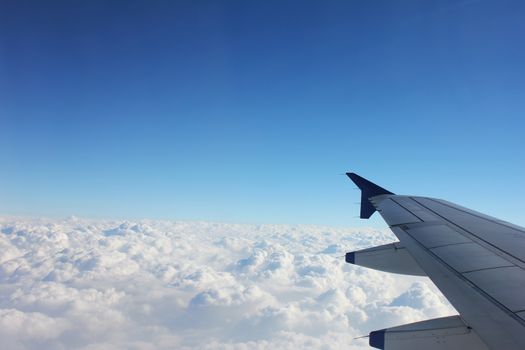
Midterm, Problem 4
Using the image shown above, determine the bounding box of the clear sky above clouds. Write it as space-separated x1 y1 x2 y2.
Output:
1 0 524 226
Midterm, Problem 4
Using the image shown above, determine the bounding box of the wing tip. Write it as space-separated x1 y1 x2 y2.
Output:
346 172 393 219
345 172 394 196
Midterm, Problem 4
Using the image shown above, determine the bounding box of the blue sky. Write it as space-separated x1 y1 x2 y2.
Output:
1 0 524 227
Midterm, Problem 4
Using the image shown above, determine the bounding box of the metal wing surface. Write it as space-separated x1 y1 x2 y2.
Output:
345 173 525 350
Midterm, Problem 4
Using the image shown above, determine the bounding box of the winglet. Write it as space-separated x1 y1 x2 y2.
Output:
346 173 394 219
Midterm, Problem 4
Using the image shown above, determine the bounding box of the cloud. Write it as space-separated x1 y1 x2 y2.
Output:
0 216 456 349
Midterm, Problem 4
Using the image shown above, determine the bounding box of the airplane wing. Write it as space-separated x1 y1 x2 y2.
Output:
345 173 525 350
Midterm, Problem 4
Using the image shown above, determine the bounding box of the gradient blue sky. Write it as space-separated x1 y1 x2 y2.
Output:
1 0 524 227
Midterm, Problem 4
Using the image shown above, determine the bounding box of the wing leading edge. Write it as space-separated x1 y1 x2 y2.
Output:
345 173 525 350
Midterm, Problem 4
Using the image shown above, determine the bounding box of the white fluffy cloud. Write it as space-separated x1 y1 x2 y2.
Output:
0 216 456 349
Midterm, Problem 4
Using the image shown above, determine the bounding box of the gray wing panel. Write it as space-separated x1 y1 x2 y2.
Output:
412 197 525 264
392 197 439 221
390 225 525 350
376 198 421 225
464 267 525 312
431 243 512 273
373 195 525 349
408 225 471 247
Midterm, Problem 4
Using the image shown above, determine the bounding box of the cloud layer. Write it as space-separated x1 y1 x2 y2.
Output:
0 216 456 349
